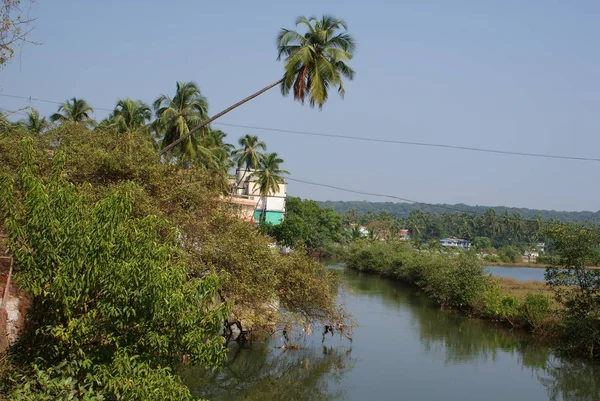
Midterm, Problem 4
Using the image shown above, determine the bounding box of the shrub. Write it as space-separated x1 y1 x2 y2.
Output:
520 294 552 332
498 246 522 263
0 141 228 397
480 282 521 325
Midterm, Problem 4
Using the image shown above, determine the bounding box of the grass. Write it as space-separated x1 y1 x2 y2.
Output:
498 277 553 299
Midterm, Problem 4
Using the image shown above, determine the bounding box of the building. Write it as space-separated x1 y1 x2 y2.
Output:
439 237 471 249
397 229 411 241
347 224 370 237
228 168 287 225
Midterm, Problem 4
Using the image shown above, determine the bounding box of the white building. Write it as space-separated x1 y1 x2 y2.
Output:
439 237 471 249
229 168 287 225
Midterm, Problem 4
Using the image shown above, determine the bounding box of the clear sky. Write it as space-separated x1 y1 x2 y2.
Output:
2 0 599 211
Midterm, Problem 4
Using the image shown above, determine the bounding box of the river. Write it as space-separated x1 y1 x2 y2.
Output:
487 265 546 282
182 266 600 400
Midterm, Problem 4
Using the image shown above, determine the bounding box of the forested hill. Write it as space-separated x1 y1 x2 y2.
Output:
317 201 600 223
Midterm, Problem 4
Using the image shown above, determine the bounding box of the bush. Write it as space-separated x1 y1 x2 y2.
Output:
347 241 489 310
498 246 522 263
520 294 552 332
483 254 501 263
480 282 521 325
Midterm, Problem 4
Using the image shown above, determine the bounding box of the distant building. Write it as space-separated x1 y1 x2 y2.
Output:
227 168 287 225
347 224 369 237
397 229 411 241
440 237 471 249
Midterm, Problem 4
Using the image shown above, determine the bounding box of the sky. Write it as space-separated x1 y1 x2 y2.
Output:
2 0 599 212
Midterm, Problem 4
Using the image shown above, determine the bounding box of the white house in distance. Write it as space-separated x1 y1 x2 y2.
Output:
439 237 471 249
226 168 287 225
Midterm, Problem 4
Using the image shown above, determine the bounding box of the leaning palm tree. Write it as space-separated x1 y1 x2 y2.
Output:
50 97 95 126
250 152 289 222
153 81 210 164
160 14 355 155
110 98 152 133
231 134 267 192
19 108 51 134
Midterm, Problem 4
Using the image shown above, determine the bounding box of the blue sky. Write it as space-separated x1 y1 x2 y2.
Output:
2 0 599 211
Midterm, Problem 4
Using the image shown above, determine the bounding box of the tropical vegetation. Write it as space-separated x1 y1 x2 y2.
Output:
50 97 95 126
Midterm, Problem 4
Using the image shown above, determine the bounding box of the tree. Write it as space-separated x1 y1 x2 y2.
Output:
153 81 210 163
50 97 95 126
545 223 600 358
250 152 289 221
277 15 355 108
0 0 37 69
232 134 267 191
160 14 356 155
0 140 228 398
109 98 152 133
18 108 50 134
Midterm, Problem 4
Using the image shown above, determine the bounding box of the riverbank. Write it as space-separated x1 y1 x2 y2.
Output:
345 240 559 343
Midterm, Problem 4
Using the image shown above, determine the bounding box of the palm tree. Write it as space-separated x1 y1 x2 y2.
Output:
278 15 355 108
250 152 289 222
153 81 210 163
198 129 235 172
160 14 356 156
110 98 152 133
19 108 51 134
50 98 94 126
232 134 267 192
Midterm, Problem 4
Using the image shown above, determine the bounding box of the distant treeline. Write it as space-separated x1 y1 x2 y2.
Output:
318 201 600 224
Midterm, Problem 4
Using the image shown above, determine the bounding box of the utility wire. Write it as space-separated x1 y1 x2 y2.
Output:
2 92 599 163
214 122 600 163
286 176 577 226
0 93 113 112
287 177 482 216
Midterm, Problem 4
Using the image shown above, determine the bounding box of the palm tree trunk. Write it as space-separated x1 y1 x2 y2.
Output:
161 79 284 156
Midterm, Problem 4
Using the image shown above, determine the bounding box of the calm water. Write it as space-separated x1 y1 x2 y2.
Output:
183 267 600 400
487 265 546 282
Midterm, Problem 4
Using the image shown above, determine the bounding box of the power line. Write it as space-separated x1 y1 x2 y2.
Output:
2 92 599 163
287 176 565 225
214 122 600 163
287 177 482 216
0 93 113 112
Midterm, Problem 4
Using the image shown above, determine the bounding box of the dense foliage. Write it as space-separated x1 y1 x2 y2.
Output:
346 240 555 333
322 200 600 224
259 197 342 251
335 207 549 252
0 125 347 398
545 224 600 358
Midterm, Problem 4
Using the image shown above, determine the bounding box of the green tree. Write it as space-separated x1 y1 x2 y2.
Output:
18 108 50 134
232 134 267 190
277 15 355 108
50 97 95 126
473 236 493 250
160 14 355 155
250 152 289 221
545 223 600 358
0 140 228 398
199 128 234 172
153 81 210 163
267 197 342 250
109 98 152 133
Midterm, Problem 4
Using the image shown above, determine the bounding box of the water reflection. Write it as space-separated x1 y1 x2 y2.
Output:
184 267 600 401
181 343 354 401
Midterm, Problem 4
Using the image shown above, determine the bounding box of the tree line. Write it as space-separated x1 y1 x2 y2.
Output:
321 200 600 224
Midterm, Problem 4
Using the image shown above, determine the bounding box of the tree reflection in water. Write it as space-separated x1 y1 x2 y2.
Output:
181 342 354 401
345 268 600 401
